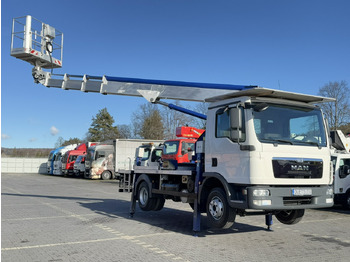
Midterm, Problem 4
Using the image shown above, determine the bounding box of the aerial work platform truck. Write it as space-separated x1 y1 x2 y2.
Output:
11 15 335 231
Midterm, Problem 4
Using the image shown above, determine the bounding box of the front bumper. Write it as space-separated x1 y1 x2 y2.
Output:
245 185 333 210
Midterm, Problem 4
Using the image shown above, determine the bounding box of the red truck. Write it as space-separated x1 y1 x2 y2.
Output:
61 143 94 176
162 126 204 169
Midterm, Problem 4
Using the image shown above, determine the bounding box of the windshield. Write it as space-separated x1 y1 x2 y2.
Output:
252 104 327 147
86 148 95 162
141 147 151 161
69 155 78 162
48 152 54 161
163 141 179 155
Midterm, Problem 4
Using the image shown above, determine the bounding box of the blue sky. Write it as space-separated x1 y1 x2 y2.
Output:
2 0 350 148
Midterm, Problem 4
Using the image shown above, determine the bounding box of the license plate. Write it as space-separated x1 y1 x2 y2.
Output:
292 188 312 196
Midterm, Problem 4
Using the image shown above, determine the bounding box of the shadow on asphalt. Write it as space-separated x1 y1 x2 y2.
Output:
2 192 270 236
317 206 350 215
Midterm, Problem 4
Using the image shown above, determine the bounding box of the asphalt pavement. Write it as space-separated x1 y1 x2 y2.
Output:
2 172 350 262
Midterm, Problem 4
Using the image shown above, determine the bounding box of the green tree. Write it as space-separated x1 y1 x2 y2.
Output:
86 108 120 142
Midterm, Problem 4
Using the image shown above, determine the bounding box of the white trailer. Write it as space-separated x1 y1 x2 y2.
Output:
11 15 335 231
331 130 350 208
85 140 163 180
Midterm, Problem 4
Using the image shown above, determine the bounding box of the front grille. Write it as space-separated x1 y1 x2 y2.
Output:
272 158 323 179
283 197 312 206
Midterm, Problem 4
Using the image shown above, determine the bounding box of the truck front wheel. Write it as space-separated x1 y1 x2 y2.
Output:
138 181 156 211
343 191 350 209
101 171 112 180
206 188 236 229
275 209 305 225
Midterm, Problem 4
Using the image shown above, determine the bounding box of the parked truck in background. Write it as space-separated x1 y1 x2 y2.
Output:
47 149 56 174
119 142 163 192
73 154 86 177
162 126 204 169
85 139 163 180
53 144 78 175
62 143 89 176
331 130 350 208
85 144 114 180
47 145 76 175
135 142 164 168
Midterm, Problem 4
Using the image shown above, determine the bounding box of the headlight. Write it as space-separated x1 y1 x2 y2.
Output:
253 189 270 197
326 188 333 195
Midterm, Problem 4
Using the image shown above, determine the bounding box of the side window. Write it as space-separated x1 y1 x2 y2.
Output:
216 107 245 142
216 109 230 138
339 158 350 178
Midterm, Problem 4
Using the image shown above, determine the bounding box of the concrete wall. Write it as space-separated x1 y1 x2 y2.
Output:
1 158 47 174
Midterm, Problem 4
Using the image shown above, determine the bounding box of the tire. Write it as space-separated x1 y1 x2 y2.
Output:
153 197 165 211
275 209 305 225
138 181 157 211
206 187 236 229
342 191 350 209
101 171 112 180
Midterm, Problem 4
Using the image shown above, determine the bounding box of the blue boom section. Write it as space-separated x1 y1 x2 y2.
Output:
105 76 256 91
160 102 207 120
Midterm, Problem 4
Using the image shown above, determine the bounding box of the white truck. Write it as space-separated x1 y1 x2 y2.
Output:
118 142 164 192
84 140 163 180
331 130 350 208
52 144 78 175
73 154 86 177
11 15 335 231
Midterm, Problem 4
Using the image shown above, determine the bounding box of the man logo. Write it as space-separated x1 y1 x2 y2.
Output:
291 165 309 171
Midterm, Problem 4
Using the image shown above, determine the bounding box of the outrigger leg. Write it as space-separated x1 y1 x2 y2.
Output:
265 213 273 231
129 173 137 218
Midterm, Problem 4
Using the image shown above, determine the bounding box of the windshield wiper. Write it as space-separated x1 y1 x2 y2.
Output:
301 141 321 148
276 139 294 145
260 139 293 145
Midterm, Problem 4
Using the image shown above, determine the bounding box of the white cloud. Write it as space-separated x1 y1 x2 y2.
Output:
50 126 59 136
2 134 11 140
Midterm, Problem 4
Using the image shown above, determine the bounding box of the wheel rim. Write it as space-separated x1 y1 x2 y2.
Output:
347 195 350 207
279 210 292 217
208 196 224 220
139 187 148 206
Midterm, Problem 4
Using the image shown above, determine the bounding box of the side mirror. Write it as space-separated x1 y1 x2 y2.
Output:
230 107 242 141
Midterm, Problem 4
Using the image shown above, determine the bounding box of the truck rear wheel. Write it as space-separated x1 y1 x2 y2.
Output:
275 209 305 225
138 181 156 211
153 197 165 211
206 187 236 229
101 171 112 180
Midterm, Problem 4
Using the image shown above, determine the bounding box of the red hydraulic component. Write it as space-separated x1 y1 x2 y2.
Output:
176 126 205 139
